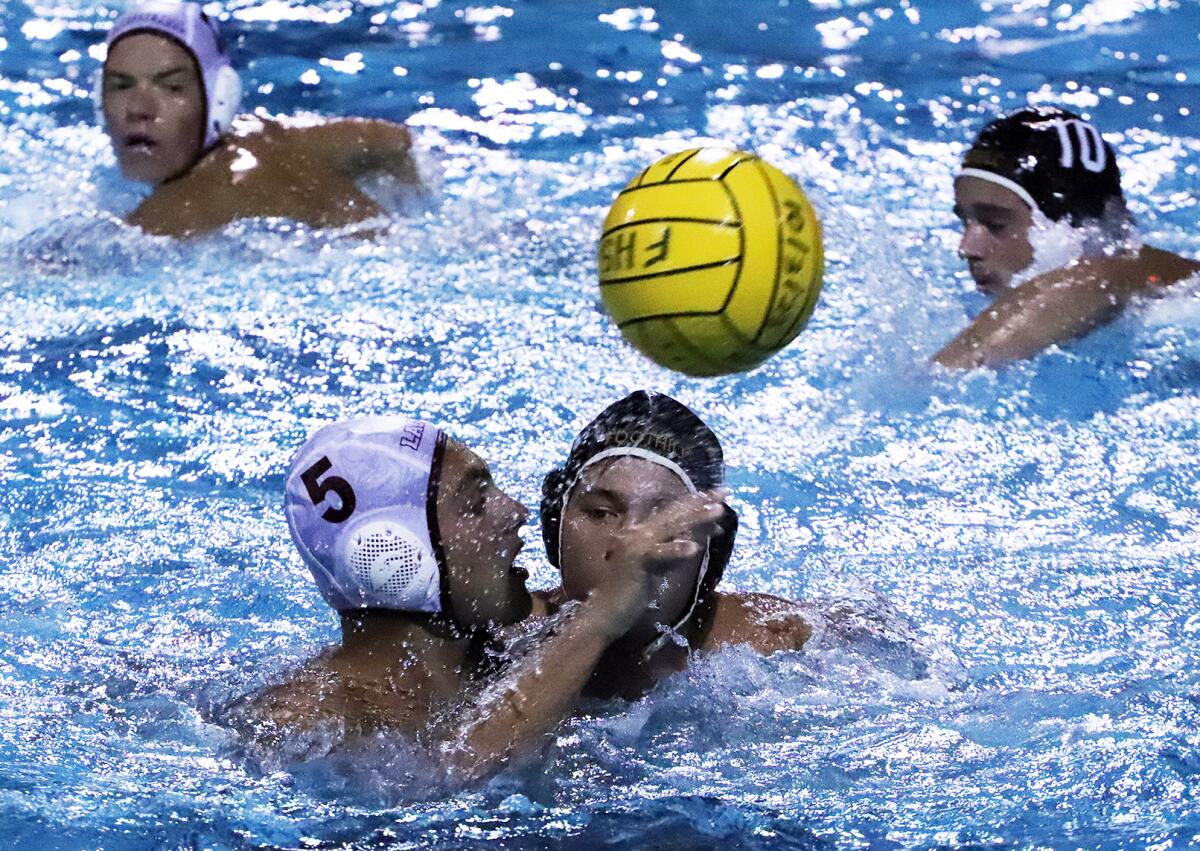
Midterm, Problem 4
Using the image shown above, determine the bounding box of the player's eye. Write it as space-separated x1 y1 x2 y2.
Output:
467 479 491 515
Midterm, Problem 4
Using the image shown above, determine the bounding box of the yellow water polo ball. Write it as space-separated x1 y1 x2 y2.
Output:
598 147 824 377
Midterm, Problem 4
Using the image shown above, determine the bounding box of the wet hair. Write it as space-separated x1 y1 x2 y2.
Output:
962 106 1129 227
541 391 739 630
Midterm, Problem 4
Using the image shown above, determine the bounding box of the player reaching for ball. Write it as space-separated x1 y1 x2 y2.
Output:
532 391 815 700
934 106 1199 368
97 1 424 236
598 148 824 376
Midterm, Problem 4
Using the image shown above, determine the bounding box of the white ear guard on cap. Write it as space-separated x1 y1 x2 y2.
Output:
339 515 441 611
205 64 242 142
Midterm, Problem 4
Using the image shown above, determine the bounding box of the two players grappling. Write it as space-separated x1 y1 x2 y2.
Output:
227 109 1200 767
233 394 811 779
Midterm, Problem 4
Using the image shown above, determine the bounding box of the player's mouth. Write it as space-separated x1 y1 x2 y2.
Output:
123 133 159 154
968 264 1002 293
506 537 528 579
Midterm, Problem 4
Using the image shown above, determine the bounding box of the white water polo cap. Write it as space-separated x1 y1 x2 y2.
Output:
105 1 242 148
285 416 446 614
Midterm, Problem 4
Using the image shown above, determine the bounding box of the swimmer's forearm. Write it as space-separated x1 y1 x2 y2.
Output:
934 248 1198 369
933 271 1115 368
437 603 621 783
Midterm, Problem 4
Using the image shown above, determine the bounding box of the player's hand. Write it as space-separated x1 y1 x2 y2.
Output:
588 490 728 640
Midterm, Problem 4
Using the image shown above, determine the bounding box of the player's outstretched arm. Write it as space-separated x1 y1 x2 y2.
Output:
435 599 630 784
433 494 728 784
933 247 1200 369
704 591 813 654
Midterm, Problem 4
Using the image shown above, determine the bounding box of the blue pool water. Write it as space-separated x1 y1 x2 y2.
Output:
3 0 1200 847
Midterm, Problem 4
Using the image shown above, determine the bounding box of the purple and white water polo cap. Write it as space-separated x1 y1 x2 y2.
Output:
107 1 242 148
285 416 446 614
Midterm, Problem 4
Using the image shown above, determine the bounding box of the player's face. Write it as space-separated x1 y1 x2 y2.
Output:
559 457 705 646
954 176 1036 295
435 440 532 628
102 33 207 184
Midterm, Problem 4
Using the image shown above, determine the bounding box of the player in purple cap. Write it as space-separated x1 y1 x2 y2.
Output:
98 1 423 236
934 106 1198 368
228 414 725 783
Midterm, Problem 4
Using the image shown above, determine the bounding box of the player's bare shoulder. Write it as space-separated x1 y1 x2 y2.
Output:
222 662 344 751
183 115 288 179
701 591 814 654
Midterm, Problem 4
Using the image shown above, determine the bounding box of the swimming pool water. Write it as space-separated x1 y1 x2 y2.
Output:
2 1 1200 847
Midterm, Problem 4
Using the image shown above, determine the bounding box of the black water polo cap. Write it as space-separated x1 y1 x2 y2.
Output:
960 106 1126 226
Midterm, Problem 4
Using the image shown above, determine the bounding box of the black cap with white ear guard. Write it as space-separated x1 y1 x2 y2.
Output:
960 105 1127 227
541 391 738 596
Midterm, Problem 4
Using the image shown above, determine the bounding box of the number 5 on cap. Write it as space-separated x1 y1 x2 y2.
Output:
301 456 357 523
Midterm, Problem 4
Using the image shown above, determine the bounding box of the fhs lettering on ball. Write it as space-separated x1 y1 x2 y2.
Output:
598 147 824 377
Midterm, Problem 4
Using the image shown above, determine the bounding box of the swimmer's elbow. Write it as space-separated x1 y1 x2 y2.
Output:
932 338 987 370
933 305 1019 369
317 119 418 181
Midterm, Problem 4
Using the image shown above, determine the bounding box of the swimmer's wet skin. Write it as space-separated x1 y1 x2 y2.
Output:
934 106 1200 369
99 1 423 237
535 391 814 701
225 415 721 785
